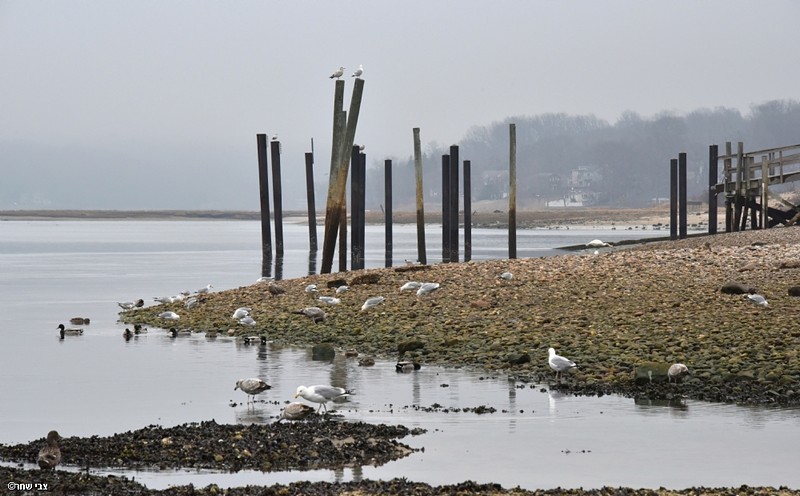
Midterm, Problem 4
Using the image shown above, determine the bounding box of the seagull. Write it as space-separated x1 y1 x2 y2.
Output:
232 307 251 320
400 281 422 292
158 311 180 320
234 378 271 403
153 296 175 304
416 282 440 297
278 402 316 421
335 285 350 294
351 64 363 78
256 276 272 283
37 430 62 470
118 301 135 310
317 296 341 305
361 296 385 311
195 284 213 294
238 316 257 327
548 347 577 379
585 239 611 248
305 284 318 294
746 294 768 307
329 66 345 79
57 324 83 338
184 298 199 309
268 282 286 297
499 272 513 281
294 384 350 413
294 306 326 323
668 363 690 383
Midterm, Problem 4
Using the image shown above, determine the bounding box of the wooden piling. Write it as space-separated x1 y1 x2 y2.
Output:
708 144 718 235
350 146 365 270
761 155 768 229
270 139 284 256
304 152 318 251
670 158 678 240
339 202 347 272
463 160 472 262
321 78 365 273
724 142 733 232
256 134 273 277
412 127 427 265
733 142 744 231
384 159 393 268
449 144 459 263
508 123 517 259
441 154 450 262
678 152 687 239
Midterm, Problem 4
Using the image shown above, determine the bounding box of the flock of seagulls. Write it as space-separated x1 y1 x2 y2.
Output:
329 65 364 79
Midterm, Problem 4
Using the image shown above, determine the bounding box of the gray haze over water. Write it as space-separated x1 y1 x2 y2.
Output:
2 1 799 210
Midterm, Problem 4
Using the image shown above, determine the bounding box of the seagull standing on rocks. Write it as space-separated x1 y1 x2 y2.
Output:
268 282 286 297
294 306 326 323
234 378 271 403
329 66 345 79
278 402 316 421
548 347 577 379
295 385 350 413
361 296 385 311
746 294 769 307
416 282 440 297
668 363 690 383
158 311 180 320
499 272 513 281
196 284 213 294
400 281 422 292
232 307 251 320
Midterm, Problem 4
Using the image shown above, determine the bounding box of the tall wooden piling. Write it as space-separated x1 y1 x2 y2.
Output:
708 144 718 235
256 134 273 277
270 139 284 256
678 152 687 239
448 145 459 263
412 127 427 265
441 154 450 262
304 152 318 251
322 78 365 273
733 142 744 231
760 155 768 229
724 142 733 232
350 146 365 270
463 160 472 262
339 202 347 272
384 159 393 268
669 158 678 240
508 123 517 259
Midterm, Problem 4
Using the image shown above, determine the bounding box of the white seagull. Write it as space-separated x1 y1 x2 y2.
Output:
195 284 213 294
668 363 690 383
317 296 341 305
305 284 318 294
416 282 440 297
232 307 251 320
351 64 363 78
158 311 180 320
294 384 350 413
548 347 577 379
278 402 316 421
585 239 611 248
184 298 199 309
234 378 271 403
329 66 345 79
238 316 257 327
400 281 422 292
335 285 350 294
361 296 385 311
117 301 135 310
294 306 326 323
746 294 768 307
499 272 513 281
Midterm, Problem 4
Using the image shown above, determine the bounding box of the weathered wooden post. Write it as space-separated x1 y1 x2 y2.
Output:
270 139 284 256
708 144 718 235
733 141 744 231
339 201 347 272
441 154 450 262
509 123 517 259
679 152 687 239
669 158 678 240
256 133 273 277
350 145 365 270
760 155 768 229
413 127 427 265
321 78 365 273
724 142 733 232
463 160 472 262
305 152 318 251
384 159 393 268
449 144 459 263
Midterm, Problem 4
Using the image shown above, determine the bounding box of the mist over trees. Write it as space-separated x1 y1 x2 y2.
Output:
365 99 800 209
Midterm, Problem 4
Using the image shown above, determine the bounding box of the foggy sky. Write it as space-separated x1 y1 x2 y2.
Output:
1 1 798 210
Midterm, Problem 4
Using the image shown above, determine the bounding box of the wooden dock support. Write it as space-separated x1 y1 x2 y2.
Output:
708 144 718 235
270 139 284 256
463 160 472 262
669 158 678 241
441 154 450 262
305 152 318 252
256 133 272 277
733 142 744 231
412 127 427 265
724 141 733 232
350 146 366 270
678 152 687 239
448 145 459 263
384 159 393 268
508 123 517 259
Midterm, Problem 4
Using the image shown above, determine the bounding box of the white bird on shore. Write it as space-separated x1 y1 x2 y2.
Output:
585 239 612 248
746 294 768 307
158 311 180 320
361 296 385 311
278 402 316 421
400 281 422 292
416 282 440 297
317 296 341 305
234 378 271 403
294 384 350 412
335 285 350 294
499 272 513 281
548 347 577 379
351 64 363 78
238 316 256 327
118 301 135 310
232 307 251 320
668 363 690 383
195 284 213 294
329 66 345 79
184 298 199 309
154 296 175 304
294 306 326 323
305 284 318 294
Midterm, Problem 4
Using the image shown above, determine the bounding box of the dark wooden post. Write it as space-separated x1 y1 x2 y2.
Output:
509 123 517 259
305 152 318 251
350 146 365 270
270 139 284 256
384 159 393 268
733 141 744 231
679 152 687 239
413 127 427 265
463 160 472 262
256 134 273 277
441 154 450 262
708 144 718 235
670 158 678 240
448 144 459 263
724 141 733 232
322 78 365 273
339 202 347 272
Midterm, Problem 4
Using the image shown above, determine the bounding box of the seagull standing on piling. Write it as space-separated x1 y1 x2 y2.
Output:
351 64 363 78
329 66 345 79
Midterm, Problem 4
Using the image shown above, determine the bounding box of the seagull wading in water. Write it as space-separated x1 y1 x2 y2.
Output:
234 378 271 403
295 385 350 413
548 347 577 379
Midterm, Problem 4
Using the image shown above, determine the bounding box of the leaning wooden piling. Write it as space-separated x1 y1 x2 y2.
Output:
256 133 273 276
463 160 472 262
669 158 678 240
304 152 318 251
384 159 393 268
412 127 427 265
270 139 284 256
441 154 450 262
508 123 517 259
678 152 687 239
448 144 459 263
708 144 718 235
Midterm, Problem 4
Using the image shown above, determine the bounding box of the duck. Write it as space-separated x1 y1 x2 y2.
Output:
57 324 83 338
37 430 62 470
123 328 134 340
396 361 422 372
133 324 147 334
168 328 191 337
358 356 376 367
70 317 90 325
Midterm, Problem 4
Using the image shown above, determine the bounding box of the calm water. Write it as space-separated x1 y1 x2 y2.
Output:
1 220 797 490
